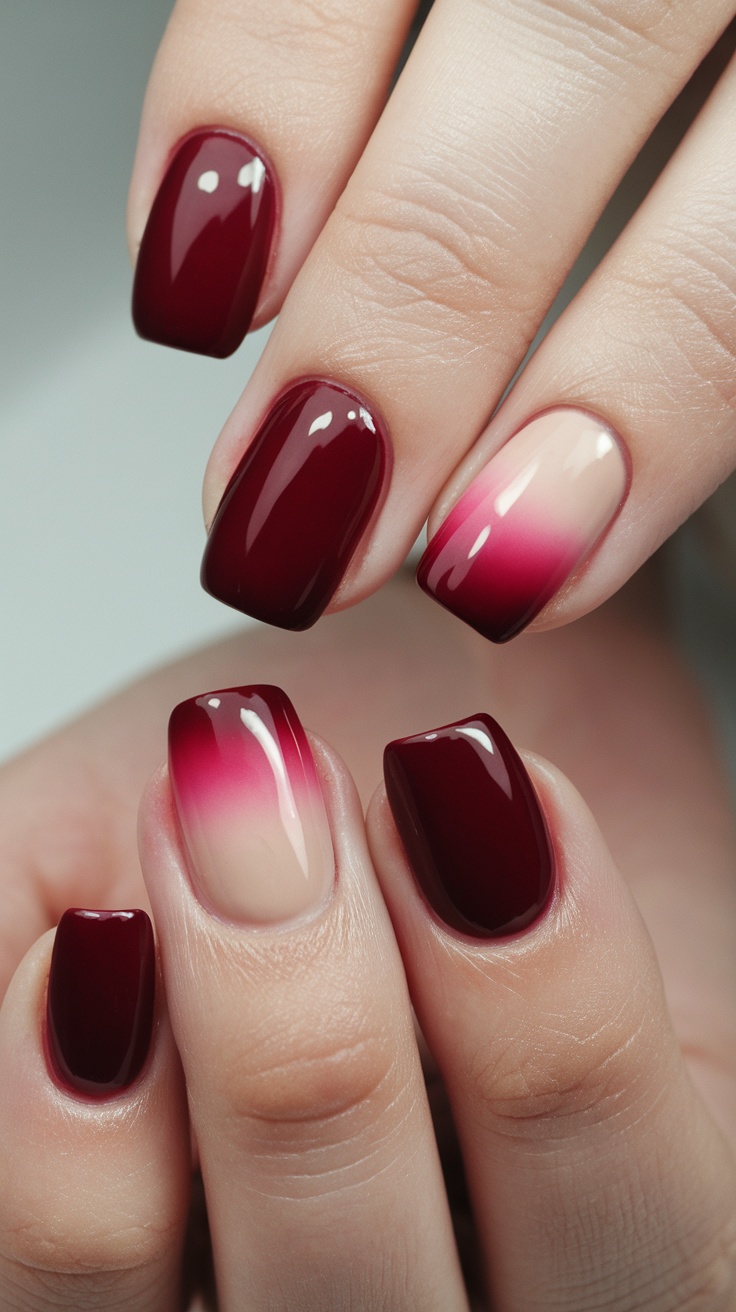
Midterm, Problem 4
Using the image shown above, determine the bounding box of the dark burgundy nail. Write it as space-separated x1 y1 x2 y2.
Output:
46 909 155 1097
132 129 276 358
383 714 554 938
201 379 388 630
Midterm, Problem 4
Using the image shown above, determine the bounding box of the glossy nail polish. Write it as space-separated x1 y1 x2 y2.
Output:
201 380 388 629
132 129 275 357
384 714 553 938
169 685 334 923
418 410 627 642
46 909 155 1097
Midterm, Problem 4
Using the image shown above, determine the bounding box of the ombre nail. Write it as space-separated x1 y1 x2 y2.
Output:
46 909 155 1097
418 409 627 642
384 714 554 938
168 685 334 924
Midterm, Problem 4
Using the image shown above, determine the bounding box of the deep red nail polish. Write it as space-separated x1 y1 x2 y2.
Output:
384 714 554 938
46 909 155 1097
201 379 388 630
132 129 276 358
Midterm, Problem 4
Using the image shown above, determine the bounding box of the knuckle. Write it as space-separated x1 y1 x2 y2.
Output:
660 222 736 413
467 995 656 1135
330 166 540 349
523 0 687 63
213 1007 403 1147
179 0 374 75
0 1260 167 1312
1 1207 175 1279
614 206 736 417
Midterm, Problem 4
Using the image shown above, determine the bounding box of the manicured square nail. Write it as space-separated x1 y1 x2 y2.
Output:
46 909 155 1097
168 685 334 924
418 409 627 642
201 380 388 629
132 129 275 358
384 714 554 938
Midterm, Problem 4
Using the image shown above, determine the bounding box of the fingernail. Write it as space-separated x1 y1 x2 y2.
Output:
132 129 276 358
384 714 554 938
201 380 388 630
46 909 155 1097
417 409 627 642
168 685 334 923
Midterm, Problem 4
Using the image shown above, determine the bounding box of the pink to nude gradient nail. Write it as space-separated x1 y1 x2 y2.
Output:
168 686 334 925
417 409 628 643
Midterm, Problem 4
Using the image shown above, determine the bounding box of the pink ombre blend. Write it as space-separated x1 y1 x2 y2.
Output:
168 686 334 924
418 410 627 643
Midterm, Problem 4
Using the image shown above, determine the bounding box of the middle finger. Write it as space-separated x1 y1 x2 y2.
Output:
140 684 467 1311
201 0 733 628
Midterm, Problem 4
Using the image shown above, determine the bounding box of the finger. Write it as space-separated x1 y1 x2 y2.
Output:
369 714 736 1310
128 0 418 355
0 574 482 999
199 0 733 623
418 37 736 642
140 683 468 1312
0 912 190 1311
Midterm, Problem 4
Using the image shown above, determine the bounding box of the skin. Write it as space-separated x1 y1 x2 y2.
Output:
0 570 735 1308
2 5 736 1303
128 2 736 634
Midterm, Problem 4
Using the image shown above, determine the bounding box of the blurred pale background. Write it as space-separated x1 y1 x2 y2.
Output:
1 2 734 776
0 1 263 759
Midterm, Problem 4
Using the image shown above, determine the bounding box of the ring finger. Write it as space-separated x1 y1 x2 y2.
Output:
199 0 733 628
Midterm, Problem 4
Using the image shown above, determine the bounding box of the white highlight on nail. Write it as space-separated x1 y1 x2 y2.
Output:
239 709 309 878
456 726 494 754
562 429 614 479
197 170 219 193
456 725 513 798
207 698 221 709
347 410 356 420
494 461 538 518
237 158 266 192
468 525 491 559
308 411 333 437
359 407 376 433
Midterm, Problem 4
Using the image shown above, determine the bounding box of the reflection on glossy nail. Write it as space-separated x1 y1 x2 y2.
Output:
169 685 334 924
418 410 627 642
384 713 554 938
132 129 275 357
201 380 388 630
46 909 155 1097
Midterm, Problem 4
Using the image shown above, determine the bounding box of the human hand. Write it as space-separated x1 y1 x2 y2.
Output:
127 2 736 641
0 574 735 1308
